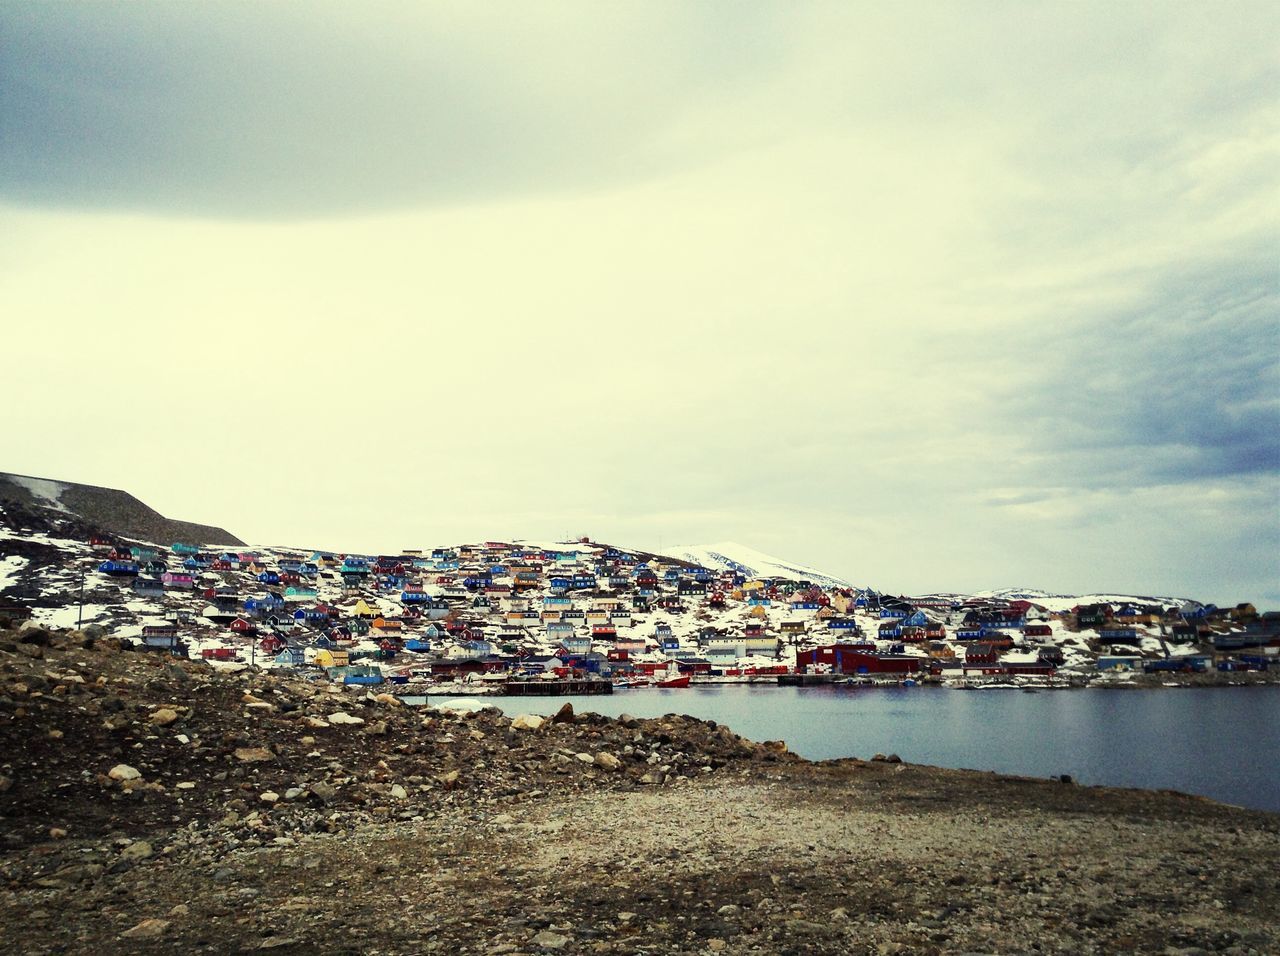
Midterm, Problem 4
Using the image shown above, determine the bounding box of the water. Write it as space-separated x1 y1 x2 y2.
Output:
417 684 1280 812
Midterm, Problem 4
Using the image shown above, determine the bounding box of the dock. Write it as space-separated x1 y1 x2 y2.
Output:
777 673 844 686
501 679 614 697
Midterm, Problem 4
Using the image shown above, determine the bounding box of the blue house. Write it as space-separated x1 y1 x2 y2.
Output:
880 608 909 620
274 647 306 666
1098 627 1140 644
828 618 859 631
954 626 985 640
99 560 140 577
878 623 903 638
257 571 280 585
903 610 929 627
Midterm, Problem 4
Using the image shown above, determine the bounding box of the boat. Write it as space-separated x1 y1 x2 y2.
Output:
655 663 691 688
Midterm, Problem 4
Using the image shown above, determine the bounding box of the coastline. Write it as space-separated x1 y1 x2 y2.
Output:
1 626 1277 953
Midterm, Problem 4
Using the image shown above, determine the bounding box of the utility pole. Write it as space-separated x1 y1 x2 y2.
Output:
77 564 86 630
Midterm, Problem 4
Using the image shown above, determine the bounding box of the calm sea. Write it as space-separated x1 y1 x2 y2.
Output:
419 685 1280 813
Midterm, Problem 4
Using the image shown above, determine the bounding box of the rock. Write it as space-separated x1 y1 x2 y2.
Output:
374 693 403 707
309 782 337 801
233 747 273 763
260 791 280 803
511 714 545 732
639 771 664 785
365 720 388 736
531 930 570 950
176 782 196 790
551 702 575 724
120 840 153 861
594 752 621 771
717 904 741 918
708 940 727 952
121 918 170 940
284 787 305 799
303 716 330 728
17 643 43 659
390 784 407 800
575 752 595 764
328 712 365 726
48 827 67 840
439 769 461 787
149 708 179 727
108 764 142 782
0 776 13 793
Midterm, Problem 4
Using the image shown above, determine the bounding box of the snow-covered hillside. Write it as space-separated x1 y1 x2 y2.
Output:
662 541 852 589
971 588 1193 612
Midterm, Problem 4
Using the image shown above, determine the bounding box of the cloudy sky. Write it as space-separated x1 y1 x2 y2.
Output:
2 2 1277 604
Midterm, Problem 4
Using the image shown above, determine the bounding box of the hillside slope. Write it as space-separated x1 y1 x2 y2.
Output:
0 472 242 547
662 540 853 588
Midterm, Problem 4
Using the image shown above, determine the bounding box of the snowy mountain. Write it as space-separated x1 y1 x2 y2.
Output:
661 541 853 589
969 587 1193 612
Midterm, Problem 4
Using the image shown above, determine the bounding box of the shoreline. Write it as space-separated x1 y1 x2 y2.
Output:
1 625 1277 953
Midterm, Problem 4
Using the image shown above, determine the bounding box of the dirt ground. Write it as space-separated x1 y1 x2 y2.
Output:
1 626 1277 954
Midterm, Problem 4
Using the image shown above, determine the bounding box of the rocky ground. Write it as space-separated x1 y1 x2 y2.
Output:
0 625 1277 955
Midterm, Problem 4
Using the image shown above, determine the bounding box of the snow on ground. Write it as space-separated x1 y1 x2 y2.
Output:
8 476 72 513
32 603 111 628
662 541 852 588
0 555 27 591
972 588 1190 612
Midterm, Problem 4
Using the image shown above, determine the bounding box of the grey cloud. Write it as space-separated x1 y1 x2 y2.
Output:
0 3 791 217
992 251 1279 491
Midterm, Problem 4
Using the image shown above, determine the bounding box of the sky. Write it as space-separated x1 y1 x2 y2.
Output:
2 2 1277 605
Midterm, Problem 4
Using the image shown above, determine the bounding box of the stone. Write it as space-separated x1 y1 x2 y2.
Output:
594 752 621 771
531 930 570 950
309 782 337 801
48 827 67 840
717 904 741 918
304 716 330 728
176 782 196 790
120 841 153 861
551 702 575 724
121 918 170 939
390 784 408 800
108 764 142 782
234 747 273 763
328 712 365 726
150 708 179 727
510 714 545 732
374 693 402 707
260 791 280 803
365 720 388 736
708 941 727 952
575 752 595 764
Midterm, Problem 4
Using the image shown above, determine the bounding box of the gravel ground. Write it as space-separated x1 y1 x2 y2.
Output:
0 626 1277 954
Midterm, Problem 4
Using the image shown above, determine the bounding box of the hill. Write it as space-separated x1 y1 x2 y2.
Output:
0 472 242 547
661 541 853 588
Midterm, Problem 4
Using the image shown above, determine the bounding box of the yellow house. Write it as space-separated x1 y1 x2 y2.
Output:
749 605 767 618
351 599 379 619
831 593 852 613
742 580 765 592
313 649 349 668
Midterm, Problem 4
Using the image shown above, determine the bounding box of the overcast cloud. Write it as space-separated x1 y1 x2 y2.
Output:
2 2 1277 604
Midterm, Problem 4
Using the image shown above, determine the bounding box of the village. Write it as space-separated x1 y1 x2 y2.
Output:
4 518 1277 695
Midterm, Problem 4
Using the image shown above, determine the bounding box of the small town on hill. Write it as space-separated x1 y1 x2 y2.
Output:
2 476 1275 693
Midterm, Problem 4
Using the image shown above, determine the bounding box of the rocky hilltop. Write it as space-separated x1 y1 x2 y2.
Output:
0 473 242 547
0 624 1277 954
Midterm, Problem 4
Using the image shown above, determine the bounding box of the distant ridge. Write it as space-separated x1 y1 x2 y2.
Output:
0 472 243 547
661 541 853 589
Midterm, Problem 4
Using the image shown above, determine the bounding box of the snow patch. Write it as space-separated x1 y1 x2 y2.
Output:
0 555 27 591
662 541 852 588
10 476 72 513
